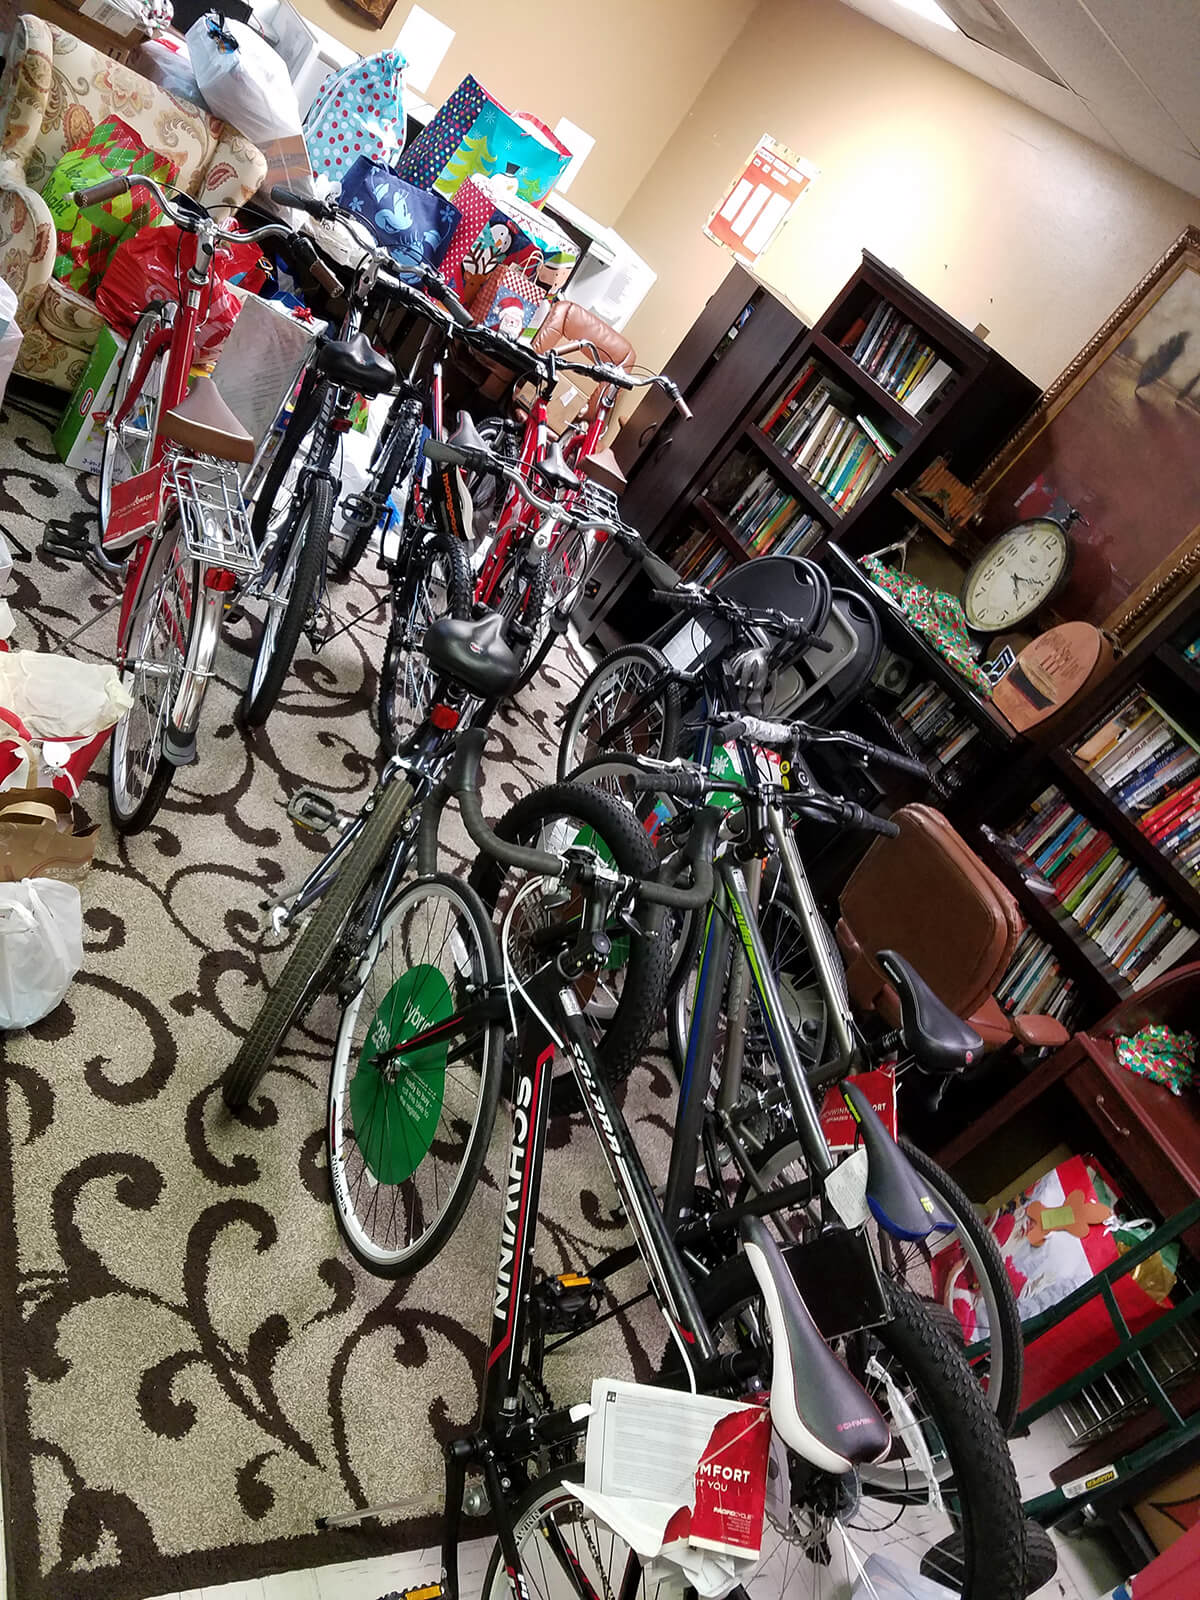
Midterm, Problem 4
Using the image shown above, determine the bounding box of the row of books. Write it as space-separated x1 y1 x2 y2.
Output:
671 529 734 589
893 680 981 775
840 296 955 414
1138 778 1200 885
761 364 895 514
725 472 822 556
994 928 1081 1028
1075 690 1200 817
1009 787 1198 988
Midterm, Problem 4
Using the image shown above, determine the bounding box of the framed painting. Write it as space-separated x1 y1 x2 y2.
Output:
338 0 402 26
973 228 1200 642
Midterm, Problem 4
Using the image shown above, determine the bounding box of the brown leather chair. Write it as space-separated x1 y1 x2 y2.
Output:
835 803 1070 1052
530 300 636 427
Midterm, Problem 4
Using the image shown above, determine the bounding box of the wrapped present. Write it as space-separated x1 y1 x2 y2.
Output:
1116 1024 1197 1096
396 74 571 208
438 177 534 300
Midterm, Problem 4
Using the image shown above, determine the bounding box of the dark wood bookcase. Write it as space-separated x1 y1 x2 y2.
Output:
577 251 1035 650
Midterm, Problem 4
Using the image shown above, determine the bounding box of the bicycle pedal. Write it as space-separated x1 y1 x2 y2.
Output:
41 527 96 564
533 1271 602 1334
284 788 341 833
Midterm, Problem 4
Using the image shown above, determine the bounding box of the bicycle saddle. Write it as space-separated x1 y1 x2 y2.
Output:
741 1216 890 1472
423 610 521 699
449 411 491 452
317 330 396 396
534 439 581 493
841 1079 954 1240
159 375 255 464
878 950 983 1076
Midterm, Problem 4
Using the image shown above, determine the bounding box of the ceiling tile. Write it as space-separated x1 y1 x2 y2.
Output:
1081 0 1200 152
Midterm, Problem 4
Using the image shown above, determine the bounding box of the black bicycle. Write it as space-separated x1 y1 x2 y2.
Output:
315 726 1034 1600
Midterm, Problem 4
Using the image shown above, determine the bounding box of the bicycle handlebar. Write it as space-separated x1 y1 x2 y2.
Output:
652 585 833 651
71 174 130 207
74 173 287 249
714 714 930 783
442 730 715 910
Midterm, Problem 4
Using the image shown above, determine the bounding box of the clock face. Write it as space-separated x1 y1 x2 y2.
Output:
961 517 1072 632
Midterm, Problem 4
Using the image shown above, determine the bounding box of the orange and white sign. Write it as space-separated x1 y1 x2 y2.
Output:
704 135 817 266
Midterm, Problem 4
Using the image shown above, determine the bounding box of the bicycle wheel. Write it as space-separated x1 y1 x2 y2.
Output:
739 1134 1023 1434
108 516 196 835
328 873 505 1276
468 781 669 1116
222 775 415 1110
99 306 168 539
557 644 681 783
249 370 326 553
238 474 334 727
331 394 422 583
690 1267 1029 1600
378 532 471 758
514 528 589 694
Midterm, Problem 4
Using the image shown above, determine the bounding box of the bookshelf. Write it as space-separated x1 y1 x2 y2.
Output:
958 587 1200 1012
579 252 1036 650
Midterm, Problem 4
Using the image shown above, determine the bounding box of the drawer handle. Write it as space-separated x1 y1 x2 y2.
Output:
1095 1093 1130 1139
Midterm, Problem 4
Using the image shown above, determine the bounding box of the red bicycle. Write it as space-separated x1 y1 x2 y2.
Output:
72 172 297 833
469 339 689 687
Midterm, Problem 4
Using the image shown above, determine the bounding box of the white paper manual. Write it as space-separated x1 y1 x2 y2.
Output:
575 1378 771 1599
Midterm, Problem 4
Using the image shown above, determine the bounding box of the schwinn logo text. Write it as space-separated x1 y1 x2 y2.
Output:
494 1048 552 1321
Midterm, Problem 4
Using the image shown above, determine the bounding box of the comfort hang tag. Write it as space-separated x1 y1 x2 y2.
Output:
824 1147 870 1230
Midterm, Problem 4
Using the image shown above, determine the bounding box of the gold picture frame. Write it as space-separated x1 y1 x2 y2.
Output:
337 0 403 28
973 227 1200 643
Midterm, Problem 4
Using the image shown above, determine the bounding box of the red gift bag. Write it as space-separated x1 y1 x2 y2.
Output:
468 256 546 341
96 223 267 362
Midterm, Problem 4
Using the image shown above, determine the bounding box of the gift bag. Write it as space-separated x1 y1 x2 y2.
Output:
397 75 571 207
337 156 460 268
304 49 407 183
438 177 532 299
96 223 263 360
0 790 98 884
0 878 83 1029
187 16 301 148
469 257 546 340
933 1153 1174 1410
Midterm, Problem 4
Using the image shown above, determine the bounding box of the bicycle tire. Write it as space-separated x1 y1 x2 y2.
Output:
327 872 505 1277
690 1267 1029 1600
557 643 681 782
378 532 472 758
480 1463 636 1600
222 775 415 1110
467 781 669 1116
330 395 422 583
108 518 195 835
100 306 168 540
740 1132 1024 1433
249 370 326 552
238 474 334 727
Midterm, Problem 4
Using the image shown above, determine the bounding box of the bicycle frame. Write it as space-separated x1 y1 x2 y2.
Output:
377 960 720 1600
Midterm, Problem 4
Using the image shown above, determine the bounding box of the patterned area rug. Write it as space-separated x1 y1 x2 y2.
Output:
0 399 669 1600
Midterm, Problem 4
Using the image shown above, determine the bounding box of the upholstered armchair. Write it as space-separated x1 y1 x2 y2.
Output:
0 16 266 390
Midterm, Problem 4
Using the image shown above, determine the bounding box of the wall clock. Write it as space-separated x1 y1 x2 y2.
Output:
960 509 1081 632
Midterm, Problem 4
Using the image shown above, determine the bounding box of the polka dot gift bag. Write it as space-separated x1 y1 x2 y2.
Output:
303 49 408 188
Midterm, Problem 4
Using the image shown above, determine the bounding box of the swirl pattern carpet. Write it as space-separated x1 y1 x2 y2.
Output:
0 402 671 1600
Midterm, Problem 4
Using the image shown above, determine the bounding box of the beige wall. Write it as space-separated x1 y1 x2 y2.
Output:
285 0 756 221
615 0 1200 385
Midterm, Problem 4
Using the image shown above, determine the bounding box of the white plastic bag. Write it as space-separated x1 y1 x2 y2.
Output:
187 15 302 148
0 878 83 1028
0 652 132 739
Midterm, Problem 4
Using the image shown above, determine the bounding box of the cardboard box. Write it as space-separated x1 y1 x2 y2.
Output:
40 0 148 61
1135 1462 1200 1553
52 324 126 473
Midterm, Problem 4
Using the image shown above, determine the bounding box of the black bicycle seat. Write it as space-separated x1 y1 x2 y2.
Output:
424 611 521 698
878 950 983 1075
533 439 580 494
317 330 396 396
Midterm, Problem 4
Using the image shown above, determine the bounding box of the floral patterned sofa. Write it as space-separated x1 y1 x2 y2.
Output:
0 16 266 390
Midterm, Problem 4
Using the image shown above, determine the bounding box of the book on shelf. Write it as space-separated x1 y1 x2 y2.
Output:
1006 787 1199 986
902 358 954 416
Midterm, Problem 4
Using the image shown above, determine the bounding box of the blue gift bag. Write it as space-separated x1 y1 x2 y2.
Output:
338 156 461 269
